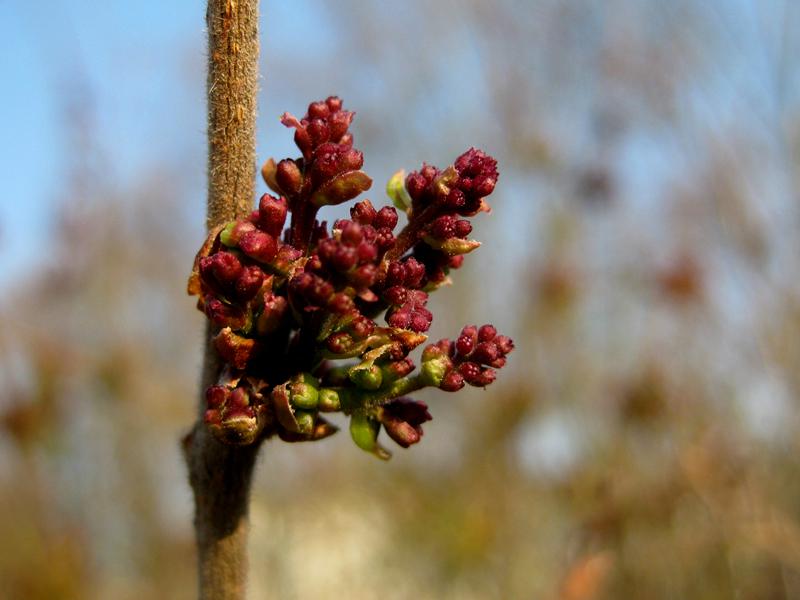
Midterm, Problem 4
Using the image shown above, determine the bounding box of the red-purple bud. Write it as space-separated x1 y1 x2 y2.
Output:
357 241 378 263
204 298 247 329
478 324 497 342
380 398 432 448
328 292 354 314
375 227 395 251
440 371 465 392
326 331 355 354
454 219 473 238
349 314 375 340
257 294 288 334
454 148 499 198
444 189 466 210
387 309 411 330
331 246 358 272
403 258 426 288
456 327 477 356
308 100 330 119
374 206 398 230
238 230 278 263
495 335 514 354
257 193 289 238
472 341 499 365
307 118 330 146
458 361 483 384
341 221 363 246
326 95 343 112
448 255 465 269
430 215 456 240
214 328 257 370
384 286 407 305
381 357 415 381
201 252 243 289
228 387 250 410
386 261 406 286
349 264 377 288
275 160 303 197
405 171 428 200
235 266 265 301
410 312 432 333
206 386 228 409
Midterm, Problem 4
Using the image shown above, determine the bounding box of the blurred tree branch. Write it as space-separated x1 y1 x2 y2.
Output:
183 1 260 598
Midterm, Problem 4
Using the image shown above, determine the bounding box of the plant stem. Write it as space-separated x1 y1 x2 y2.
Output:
185 1 260 599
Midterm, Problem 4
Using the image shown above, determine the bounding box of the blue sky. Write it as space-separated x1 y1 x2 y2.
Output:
2 0 798 292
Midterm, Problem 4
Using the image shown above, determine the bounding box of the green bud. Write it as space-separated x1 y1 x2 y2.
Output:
310 170 373 207
290 373 320 410
386 170 412 213
220 222 237 247
349 413 390 460
318 388 341 412
420 356 449 387
422 234 481 256
349 364 383 391
294 410 316 435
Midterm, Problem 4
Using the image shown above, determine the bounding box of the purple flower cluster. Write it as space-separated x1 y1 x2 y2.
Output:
188 97 514 457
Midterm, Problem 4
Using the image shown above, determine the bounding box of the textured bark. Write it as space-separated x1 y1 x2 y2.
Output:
206 0 259 228
185 1 260 599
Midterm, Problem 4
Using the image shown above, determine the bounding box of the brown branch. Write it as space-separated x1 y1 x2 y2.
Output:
185 1 261 599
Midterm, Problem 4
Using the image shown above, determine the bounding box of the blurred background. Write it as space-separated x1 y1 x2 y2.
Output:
3 1 800 598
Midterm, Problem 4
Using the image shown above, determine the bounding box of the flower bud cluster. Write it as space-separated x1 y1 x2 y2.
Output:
188 97 514 458
421 324 515 392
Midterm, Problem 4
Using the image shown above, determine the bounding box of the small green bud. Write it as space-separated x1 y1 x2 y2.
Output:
349 364 383 390
318 388 341 412
220 222 237 247
290 373 320 409
294 410 316 435
349 413 390 459
386 169 412 213
349 413 378 451
420 356 449 387
422 234 481 256
310 170 373 207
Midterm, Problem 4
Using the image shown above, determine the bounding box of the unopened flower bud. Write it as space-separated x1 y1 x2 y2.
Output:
220 220 256 247
350 200 377 224
439 371 465 392
214 328 257 370
206 386 228 409
235 266 265 302
290 373 320 410
258 194 289 236
256 294 288 335
380 398 432 448
349 264 377 288
420 354 450 387
239 230 278 263
294 410 316 435
456 325 478 356
204 298 247 330
380 358 415 383
478 324 497 342
308 100 330 119
318 388 341 412
340 221 363 246
495 335 514 354
349 364 383 391
374 206 398 230
349 413 389 459
200 251 243 290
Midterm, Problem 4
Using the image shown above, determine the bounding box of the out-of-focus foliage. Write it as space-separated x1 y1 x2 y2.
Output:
3 1 800 598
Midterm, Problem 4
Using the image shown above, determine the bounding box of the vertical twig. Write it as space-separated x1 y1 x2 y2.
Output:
184 1 260 599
